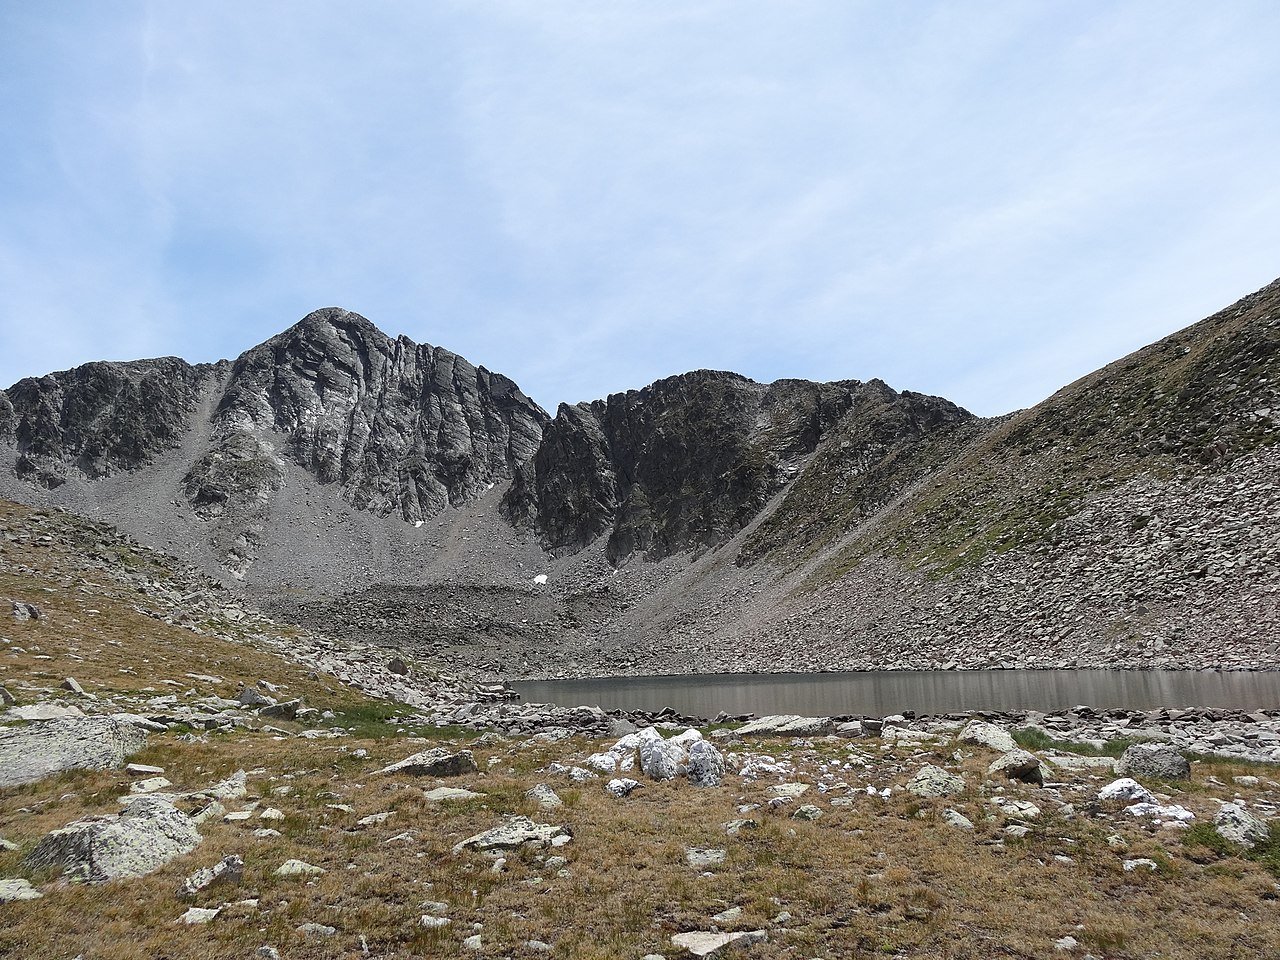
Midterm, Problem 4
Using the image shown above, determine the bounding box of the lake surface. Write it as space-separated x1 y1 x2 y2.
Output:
510 670 1280 717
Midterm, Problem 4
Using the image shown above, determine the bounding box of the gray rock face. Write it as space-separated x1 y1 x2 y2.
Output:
987 749 1045 785
1116 743 1191 780
503 372 967 564
686 740 726 788
0 878 42 903
671 929 766 957
958 721 1019 754
177 854 244 900
735 715 834 737
378 747 478 778
453 816 572 854
1214 802 1270 848
0 716 149 788
25 796 201 883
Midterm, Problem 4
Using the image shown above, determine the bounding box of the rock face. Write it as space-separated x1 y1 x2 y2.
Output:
503 371 971 564
453 817 572 854
0 716 149 788
1116 743 1191 780
378 747 478 778
25 797 201 883
906 765 966 798
1214 802 1270 848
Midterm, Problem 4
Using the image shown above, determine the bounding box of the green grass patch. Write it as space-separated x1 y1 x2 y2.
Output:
1012 727 1143 758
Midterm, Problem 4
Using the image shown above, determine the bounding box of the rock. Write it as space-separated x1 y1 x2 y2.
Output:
1054 935 1079 951
453 817 572 854
424 787 484 803
25 797 201 883
767 783 808 799
606 778 641 798
10 600 41 622
297 922 337 937
0 837 17 852
685 848 726 869
958 721 1018 753
0 686 14 706
236 686 272 708
1214 802 1270 849
686 740 726 787
4 703 85 721
1116 743 1191 780
204 770 248 801
60 677 87 696
1097 778 1156 804
178 907 221 924
723 819 757 837
274 859 325 877
126 763 165 775
130 776 172 794
178 854 245 900
1123 858 1158 872
671 929 767 957
906 765 965 798
463 934 483 950
0 716 149 788
735 715 833 737
257 948 281 960
387 657 410 676
792 804 822 821
637 726 687 781
835 720 865 738
712 906 743 924
258 699 301 721
1125 802 1194 823
379 748 478 778
941 808 974 830
987 749 1045 785
419 915 451 929
526 783 563 809
0 879 42 903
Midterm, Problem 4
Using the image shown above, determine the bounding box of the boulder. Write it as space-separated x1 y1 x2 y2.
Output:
1214 802 1270 849
637 727 687 781
958 721 1018 753
526 784 563 809
1116 743 1191 780
685 848 726 869
735 715 833 737
453 817 572 854
606 778 641 798
10 600 41 622
379 748 478 778
25 797 201 883
274 859 324 877
987 749 1045 785
686 740 726 788
0 879 42 903
424 787 484 803
258 699 300 721
178 854 244 900
671 930 767 957
906 765 965 798
1097 778 1156 804
941 808 974 830
387 658 410 676
0 716 149 788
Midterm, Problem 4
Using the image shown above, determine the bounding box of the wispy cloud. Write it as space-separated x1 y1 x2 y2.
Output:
1 1 1277 415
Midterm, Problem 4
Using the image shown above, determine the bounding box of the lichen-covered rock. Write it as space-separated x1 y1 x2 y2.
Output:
177 854 244 900
906 765 966 798
379 748 478 778
0 716 149 788
735 715 834 737
1214 802 1270 848
453 817 572 854
1116 743 1191 780
671 929 767 957
25 797 201 883
0 879 42 903
686 740 726 788
958 721 1018 754
637 727 687 781
987 748 1045 785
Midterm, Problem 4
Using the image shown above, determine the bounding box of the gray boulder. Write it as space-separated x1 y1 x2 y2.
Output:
671 929 767 957
637 727 686 781
906 765 966 798
0 878 42 903
0 716 149 788
379 748 478 778
25 797 201 883
987 749 1045 785
686 740 726 788
958 721 1018 754
177 854 244 900
1116 743 1191 780
453 816 572 854
1214 803 1270 849
735 715 833 737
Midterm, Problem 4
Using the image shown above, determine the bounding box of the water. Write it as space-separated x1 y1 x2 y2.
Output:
509 670 1280 717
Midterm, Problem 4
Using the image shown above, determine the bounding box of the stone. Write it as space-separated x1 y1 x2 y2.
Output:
958 721 1018 754
178 854 245 900
606 778 641 798
130 777 172 794
685 847 726 869
0 878 42 903
1123 858 1158 872
453 817 572 854
1214 802 1270 848
0 686 14 706
275 859 325 877
686 739 726 788
4 703 85 721
987 749 1044 785
259 808 285 821
387 657 410 675
735 715 833 737
60 677 87 696
906 765 965 798
179 907 221 924
297 922 337 937
379 748 478 778
835 720 865 738
526 783 563 809
10 600 41 622
671 929 767 957
236 686 272 708
942 808 974 830
258 699 301 720
791 804 822 821
767 783 809 799
463 934 483 950
126 763 165 775
424 786 484 803
637 726 687 781
723 819 757 837
1116 743 1191 780
1097 778 1156 804
419 915 451 929
0 716 149 788
25 797 201 883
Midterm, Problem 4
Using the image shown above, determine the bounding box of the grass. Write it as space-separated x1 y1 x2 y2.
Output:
1012 727 1143 758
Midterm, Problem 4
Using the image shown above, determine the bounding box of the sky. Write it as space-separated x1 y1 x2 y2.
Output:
1 1 1279 417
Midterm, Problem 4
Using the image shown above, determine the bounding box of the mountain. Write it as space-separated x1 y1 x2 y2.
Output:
2 279 1278 678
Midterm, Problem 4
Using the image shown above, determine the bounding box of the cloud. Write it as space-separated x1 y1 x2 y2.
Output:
0 1 1278 417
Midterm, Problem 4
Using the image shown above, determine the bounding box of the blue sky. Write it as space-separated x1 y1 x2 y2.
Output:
1 1 1278 416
